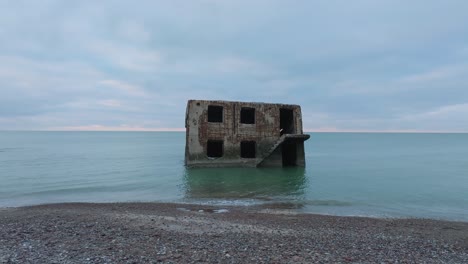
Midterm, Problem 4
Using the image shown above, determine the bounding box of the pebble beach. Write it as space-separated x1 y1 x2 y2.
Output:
1 202 467 263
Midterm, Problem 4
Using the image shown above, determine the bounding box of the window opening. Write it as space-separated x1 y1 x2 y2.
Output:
207 140 223 158
208 105 223 122
240 107 255 124
240 141 256 158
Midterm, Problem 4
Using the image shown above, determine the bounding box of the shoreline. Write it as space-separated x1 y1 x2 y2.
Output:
1 202 468 263
2 200 467 223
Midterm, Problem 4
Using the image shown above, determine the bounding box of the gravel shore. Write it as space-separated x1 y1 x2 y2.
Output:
1 202 467 263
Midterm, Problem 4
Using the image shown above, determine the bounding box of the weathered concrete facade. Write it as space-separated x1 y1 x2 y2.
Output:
185 100 310 168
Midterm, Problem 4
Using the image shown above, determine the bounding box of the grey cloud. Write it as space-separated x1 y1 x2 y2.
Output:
1 1 468 131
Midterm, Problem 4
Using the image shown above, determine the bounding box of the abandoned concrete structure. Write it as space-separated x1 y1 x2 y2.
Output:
185 100 310 168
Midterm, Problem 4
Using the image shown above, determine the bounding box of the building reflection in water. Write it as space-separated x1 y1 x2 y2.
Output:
182 167 307 203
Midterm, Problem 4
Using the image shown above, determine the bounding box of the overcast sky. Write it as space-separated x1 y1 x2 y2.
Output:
1 0 468 132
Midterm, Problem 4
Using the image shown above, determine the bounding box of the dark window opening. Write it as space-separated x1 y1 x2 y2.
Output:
280 108 294 135
208 105 223 123
282 142 297 166
207 140 223 158
240 107 255 124
240 141 256 158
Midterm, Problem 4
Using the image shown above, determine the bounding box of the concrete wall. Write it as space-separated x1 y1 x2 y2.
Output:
185 100 305 168
257 147 283 167
295 142 306 167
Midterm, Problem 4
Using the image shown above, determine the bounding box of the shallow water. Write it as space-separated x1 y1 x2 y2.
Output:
0 132 467 221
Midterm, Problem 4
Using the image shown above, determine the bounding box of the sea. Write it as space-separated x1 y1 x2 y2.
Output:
0 132 467 221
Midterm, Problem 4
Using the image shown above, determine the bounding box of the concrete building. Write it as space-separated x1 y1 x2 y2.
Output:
185 100 310 168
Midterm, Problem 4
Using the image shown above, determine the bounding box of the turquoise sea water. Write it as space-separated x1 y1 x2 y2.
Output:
0 132 467 221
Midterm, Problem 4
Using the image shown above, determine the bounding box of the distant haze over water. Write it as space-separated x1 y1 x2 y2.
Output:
0 132 467 221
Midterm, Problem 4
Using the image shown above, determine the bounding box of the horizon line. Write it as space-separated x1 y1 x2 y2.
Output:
0 129 467 134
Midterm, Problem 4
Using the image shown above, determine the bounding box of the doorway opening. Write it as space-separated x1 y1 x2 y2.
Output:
282 142 297 166
280 108 294 135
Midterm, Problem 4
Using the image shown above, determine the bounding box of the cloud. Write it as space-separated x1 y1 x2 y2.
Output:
98 80 148 97
49 125 184 132
85 40 162 72
301 104 468 133
61 99 143 112
1 1 468 132
117 21 151 43
399 64 468 84
98 99 122 108
401 103 468 122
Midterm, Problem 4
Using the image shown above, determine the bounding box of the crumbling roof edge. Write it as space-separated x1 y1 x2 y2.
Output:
187 99 301 108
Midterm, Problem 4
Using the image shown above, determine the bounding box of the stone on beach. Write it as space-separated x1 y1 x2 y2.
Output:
1 202 467 263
